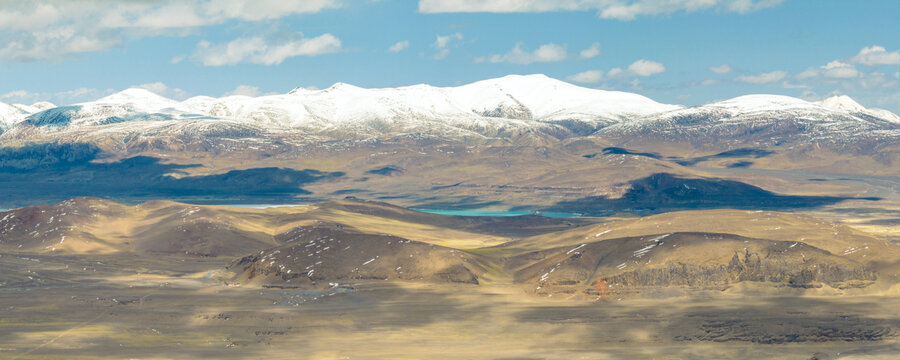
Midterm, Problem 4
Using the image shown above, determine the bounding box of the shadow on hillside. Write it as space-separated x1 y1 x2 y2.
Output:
550 173 874 216
0 143 343 208
674 148 775 166
515 296 900 345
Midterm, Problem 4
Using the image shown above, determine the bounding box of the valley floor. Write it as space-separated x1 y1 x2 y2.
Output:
0 193 897 359
0 253 898 359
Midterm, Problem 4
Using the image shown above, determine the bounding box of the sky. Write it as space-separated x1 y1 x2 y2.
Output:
0 0 898 112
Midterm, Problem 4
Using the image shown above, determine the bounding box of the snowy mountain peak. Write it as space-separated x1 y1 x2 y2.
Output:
4 74 898 149
94 88 179 110
449 74 681 120
484 73 554 83
288 87 315 95
711 94 815 113
814 95 899 123
816 95 867 112
15 101 56 113
324 82 363 92
0 102 28 128
464 73 569 92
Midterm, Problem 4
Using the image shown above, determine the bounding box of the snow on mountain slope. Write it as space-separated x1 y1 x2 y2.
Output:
0 102 50 130
817 95 900 124
0 102 26 128
2 76 898 153
817 95 866 113
11 102 56 115
707 94 819 113
600 94 900 149
447 74 681 121
94 88 181 110
19 74 679 131
20 88 200 128
177 74 678 130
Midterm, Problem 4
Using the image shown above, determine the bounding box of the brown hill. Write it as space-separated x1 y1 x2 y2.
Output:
227 223 488 287
510 232 877 299
0 197 569 256
504 209 900 264
0 198 281 256
1 197 896 297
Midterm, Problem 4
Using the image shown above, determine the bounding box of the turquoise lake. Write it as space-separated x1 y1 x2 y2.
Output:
410 208 582 218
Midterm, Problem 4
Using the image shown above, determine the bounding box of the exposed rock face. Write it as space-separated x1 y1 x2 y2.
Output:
511 233 877 298
228 224 486 287
1 197 895 297
477 102 533 121
598 254 875 293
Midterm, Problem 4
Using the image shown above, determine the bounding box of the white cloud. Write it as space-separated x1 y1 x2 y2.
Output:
201 0 340 22
434 33 461 48
820 60 858 79
627 59 665 76
850 45 900 67
700 79 719 86
567 60 664 83
0 3 62 31
780 81 807 89
190 33 342 66
0 25 121 62
709 64 732 74
433 49 451 60
0 0 340 62
135 82 190 100
856 71 898 90
418 0 784 20
579 42 601 59
566 70 604 83
794 60 861 82
0 87 116 106
135 82 166 94
1 90 31 99
477 42 568 64
433 32 462 59
795 68 819 80
786 49 900 113
792 61 896 94
420 0 591 13
725 0 784 14
224 85 263 97
735 70 787 84
388 40 410 53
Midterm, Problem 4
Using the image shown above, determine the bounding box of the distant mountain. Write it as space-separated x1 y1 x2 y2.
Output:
0 75 680 144
0 75 897 156
600 94 900 151
0 101 55 130
182 74 681 126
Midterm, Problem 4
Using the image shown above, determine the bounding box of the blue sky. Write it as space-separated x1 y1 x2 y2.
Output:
0 0 898 112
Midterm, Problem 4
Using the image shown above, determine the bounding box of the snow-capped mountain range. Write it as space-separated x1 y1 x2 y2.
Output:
0 74 897 151
599 94 900 149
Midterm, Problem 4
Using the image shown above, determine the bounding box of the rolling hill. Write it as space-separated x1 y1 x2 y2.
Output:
1 198 897 297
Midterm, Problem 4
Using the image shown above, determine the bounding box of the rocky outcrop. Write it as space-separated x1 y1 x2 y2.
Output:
512 232 878 298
